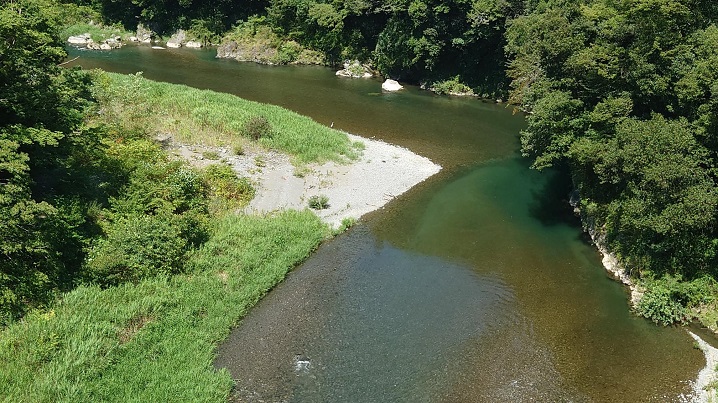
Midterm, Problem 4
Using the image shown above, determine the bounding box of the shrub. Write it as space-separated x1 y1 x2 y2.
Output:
202 164 254 206
241 116 273 140
84 213 189 286
431 76 475 96
201 151 220 160
308 195 329 210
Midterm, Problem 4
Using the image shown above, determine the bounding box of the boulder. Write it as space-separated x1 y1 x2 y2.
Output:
136 23 154 43
67 33 91 45
151 46 165 50
382 79 403 92
166 29 187 48
336 60 373 78
100 43 111 50
129 36 139 42
185 40 202 48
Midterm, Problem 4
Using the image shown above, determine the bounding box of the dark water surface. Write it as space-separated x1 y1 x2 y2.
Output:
68 46 702 401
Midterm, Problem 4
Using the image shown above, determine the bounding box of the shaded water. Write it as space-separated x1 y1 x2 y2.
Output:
68 46 703 401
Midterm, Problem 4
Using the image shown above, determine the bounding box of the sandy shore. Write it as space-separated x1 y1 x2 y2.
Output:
168 133 441 228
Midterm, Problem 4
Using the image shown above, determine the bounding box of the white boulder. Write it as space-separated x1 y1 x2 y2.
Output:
99 43 111 50
67 33 91 45
185 40 202 48
166 41 181 48
382 79 403 92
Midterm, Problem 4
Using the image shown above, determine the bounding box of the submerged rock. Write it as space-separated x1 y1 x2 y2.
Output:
382 79 403 92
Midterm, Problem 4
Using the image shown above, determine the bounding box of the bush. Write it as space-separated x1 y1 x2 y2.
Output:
635 275 718 326
84 213 189 286
308 195 329 210
241 116 273 140
202 164 254 206
430 76 475 96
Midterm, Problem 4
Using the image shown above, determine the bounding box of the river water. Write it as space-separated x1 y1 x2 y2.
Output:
68 45 703 402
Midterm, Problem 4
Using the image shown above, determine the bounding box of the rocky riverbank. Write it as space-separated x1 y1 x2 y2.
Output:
574 198 718 402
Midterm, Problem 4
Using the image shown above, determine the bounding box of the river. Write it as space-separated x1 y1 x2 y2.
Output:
67 45 703 402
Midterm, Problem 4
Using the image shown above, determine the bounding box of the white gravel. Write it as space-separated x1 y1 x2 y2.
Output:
168 133 441 228
244 133 441 227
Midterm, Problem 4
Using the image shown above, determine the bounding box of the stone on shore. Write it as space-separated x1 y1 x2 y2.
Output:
67 33 91 45
382 79 403 92
336 61 373 78
185 40 203 48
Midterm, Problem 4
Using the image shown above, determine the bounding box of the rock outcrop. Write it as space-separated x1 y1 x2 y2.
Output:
382 79 403 92
136 24 154 43
335 61 373 78
67 33 91 45
166 29 186 48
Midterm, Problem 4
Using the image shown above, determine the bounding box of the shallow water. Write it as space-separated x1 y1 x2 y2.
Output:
68 45 703 401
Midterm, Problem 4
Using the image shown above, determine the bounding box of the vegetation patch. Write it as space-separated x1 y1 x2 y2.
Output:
91 71 361 164
308 194 330 210
0 211 330 402
430 76 476 96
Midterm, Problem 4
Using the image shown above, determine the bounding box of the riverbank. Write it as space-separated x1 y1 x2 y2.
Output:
0 67 445 401
586 224 718 402
168 133 441 228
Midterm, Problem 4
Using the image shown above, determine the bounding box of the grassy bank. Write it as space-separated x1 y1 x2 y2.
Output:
0 211 330 401
93 71 362 164
0 68 351 400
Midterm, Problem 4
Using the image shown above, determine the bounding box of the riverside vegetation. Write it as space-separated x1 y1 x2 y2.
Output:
4 0 718 397
64 0 718 329
0 1 357 399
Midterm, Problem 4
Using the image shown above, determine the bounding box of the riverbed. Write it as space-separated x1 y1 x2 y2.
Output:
67 45 704 401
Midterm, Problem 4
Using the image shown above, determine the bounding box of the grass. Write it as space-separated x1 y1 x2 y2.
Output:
0 210 331 402
92 71 361 165
0 72 351 401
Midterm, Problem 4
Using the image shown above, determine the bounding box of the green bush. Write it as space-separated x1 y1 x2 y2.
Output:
635 275 718 326
308 194 329 210
202 164 254 206
241 116 273 140
430 76 475 96
84 213 189 286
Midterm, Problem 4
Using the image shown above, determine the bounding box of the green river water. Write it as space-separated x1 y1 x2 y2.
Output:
68 45 704 402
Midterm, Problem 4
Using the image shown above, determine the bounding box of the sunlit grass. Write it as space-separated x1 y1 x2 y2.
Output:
0 210 330 402
92 71 362 164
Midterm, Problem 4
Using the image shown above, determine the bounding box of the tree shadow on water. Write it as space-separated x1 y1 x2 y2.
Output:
527 167 581 228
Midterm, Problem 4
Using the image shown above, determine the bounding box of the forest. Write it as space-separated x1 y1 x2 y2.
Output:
1 0 718 397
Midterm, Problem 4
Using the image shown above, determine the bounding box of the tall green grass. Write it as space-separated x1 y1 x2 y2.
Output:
92 71 363 164
0 210 330 402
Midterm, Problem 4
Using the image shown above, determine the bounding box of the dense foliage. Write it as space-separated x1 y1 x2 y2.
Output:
505 0 718 325
64 0 522 97
0 0 100 323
